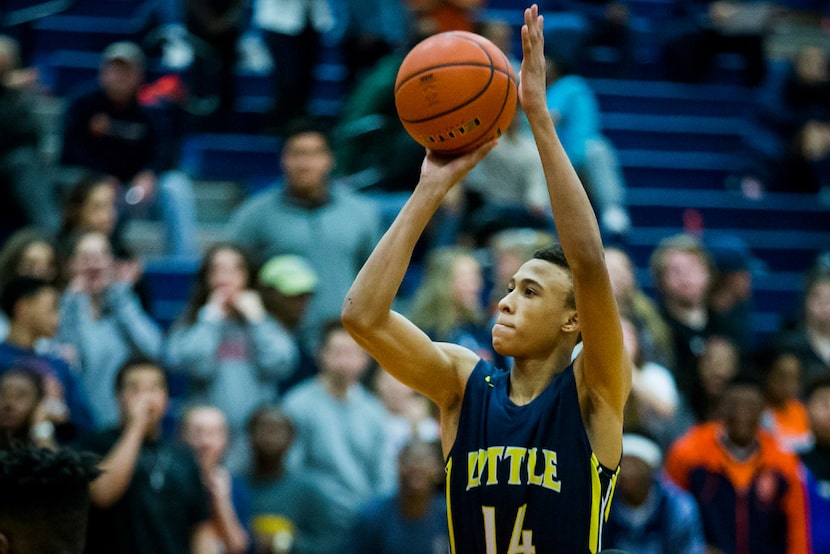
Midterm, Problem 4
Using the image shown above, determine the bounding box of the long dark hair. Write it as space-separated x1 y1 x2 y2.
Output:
176 242 257 325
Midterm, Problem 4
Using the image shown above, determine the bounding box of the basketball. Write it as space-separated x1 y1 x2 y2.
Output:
394 31 518 156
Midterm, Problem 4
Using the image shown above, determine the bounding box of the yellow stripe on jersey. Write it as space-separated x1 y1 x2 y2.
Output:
588 452 620 554
446 456 457 554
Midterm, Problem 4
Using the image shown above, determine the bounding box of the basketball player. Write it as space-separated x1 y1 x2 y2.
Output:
341 4 631 553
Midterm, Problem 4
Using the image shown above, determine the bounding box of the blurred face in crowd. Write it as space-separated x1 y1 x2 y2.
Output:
721 383 764 448
17 241 58 282
118 364 168 432
605 247 635 301
617 455 652 507
80 181 118 236
807 384 830 445
249 408 294 462
281 132 333 202
795 46 828 84
397 441 443 497
99 59 142 105
68 232 115 295
182 406 228 469
452 255 483 312
319 328 371 387
0 371 41 435
207 248 248 297
805 278 830 333
17 286 60 339
698 336 739 398
764 353 802 406
659 250 710 308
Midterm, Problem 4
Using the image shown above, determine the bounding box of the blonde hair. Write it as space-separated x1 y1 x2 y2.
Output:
408 247 485 339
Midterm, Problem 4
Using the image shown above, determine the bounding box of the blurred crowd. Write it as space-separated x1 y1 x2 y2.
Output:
1 0 830 553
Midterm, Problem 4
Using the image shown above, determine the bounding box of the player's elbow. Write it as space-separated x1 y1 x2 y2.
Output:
341 295 379 337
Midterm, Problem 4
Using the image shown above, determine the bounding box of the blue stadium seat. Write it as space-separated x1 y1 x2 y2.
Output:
619 149 738 188
602 113 746 152
179 133 282 189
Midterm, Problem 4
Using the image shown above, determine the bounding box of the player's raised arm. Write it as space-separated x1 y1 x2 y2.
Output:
520 5 631 464
342 145 494 410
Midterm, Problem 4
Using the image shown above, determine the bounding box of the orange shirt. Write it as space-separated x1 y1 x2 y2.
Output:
665 422 809 554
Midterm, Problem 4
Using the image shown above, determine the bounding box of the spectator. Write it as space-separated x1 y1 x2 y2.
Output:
166 242 298 472
251 0 334 131
0 277 94 438
227 118 383 351
683 334 741 426
59 231 163 429
59 41 197 258
406 0 482 34
0 34 59 235
243 405 338 554
705 232 761 352
649 234 737 397
660 0 773 86
620 314 679 449
545 53 631 238
407 246 499 365
183 0 247 131
801 374 830 554
665 373 809 554
346 438 449 554
0 366 54 449
757 341 811 453
604 432 706 553
0 227 61 340
0 445 101 554
257 254 320 392
281 319 395 551
460 109 554 246
79 357 213 553
180 404 252 554
739 44 830 198
333 0 410 93
56 172 153 312
605 246 674 368
775 259 830 386
371 367 440 458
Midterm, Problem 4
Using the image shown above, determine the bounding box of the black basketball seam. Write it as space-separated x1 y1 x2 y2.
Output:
436 49 517 156
396 33 500 124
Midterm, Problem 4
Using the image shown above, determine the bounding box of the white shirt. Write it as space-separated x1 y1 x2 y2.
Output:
252 0 334 35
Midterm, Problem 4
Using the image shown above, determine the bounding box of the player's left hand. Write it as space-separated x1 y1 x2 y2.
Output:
419 140 497 194
519 4 547 115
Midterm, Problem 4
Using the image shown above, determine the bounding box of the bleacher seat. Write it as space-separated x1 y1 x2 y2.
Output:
31 14 145 60
143 256 200 330
602 113 746 152
620 149 739 189
179 133 282 191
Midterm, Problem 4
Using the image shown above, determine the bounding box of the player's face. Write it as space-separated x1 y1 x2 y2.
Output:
492 259 576 358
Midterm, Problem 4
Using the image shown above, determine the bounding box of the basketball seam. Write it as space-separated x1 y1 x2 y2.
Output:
435 49 516 156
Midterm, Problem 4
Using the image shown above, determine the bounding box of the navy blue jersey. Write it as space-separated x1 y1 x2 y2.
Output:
446 359 619 554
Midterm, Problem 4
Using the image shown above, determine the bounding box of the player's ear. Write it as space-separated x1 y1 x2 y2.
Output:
562 310 579 333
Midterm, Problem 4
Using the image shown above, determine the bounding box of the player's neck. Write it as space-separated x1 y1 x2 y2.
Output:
509 352 570 405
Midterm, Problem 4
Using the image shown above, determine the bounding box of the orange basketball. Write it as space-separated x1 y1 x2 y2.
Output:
394 31 518 156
